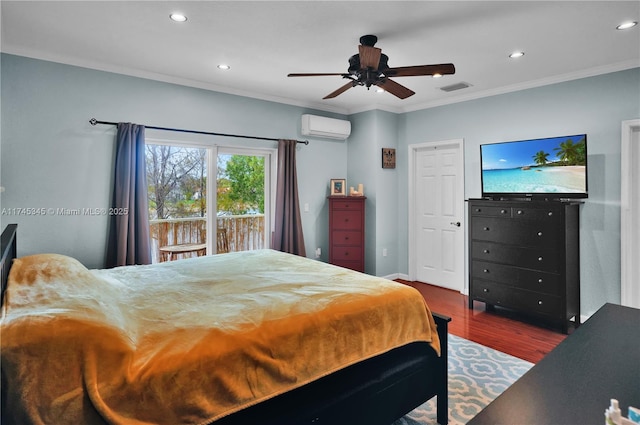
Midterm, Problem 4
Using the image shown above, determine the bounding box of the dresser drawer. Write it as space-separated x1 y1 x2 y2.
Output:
330 199 364 210
472 241 560 273
331 230 361 246
331 210 363 229
331 246 363 262
472 279 562 317
507 287 562 318
471 279 509 306
470 205 512 217
511 206 562 221
472 261 562 296
471 216 561 247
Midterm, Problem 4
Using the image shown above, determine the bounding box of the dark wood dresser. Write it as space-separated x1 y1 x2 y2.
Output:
468 198 581 333
328 196 366 272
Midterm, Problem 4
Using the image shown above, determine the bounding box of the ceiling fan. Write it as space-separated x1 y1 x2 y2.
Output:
287 35 455 100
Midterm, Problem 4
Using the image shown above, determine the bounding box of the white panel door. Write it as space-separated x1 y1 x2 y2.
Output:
415 143 464 291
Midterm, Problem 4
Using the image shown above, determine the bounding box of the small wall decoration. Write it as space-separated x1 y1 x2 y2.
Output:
382 148 396 169
330 178 347 196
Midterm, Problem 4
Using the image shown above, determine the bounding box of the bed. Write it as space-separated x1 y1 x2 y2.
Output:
0 224 450 425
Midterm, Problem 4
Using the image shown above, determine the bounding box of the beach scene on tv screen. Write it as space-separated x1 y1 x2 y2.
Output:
482 135 587 194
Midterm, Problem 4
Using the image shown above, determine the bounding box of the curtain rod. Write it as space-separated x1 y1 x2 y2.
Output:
89 118 309 145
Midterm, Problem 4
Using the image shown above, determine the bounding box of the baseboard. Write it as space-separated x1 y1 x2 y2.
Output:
381 273 409 281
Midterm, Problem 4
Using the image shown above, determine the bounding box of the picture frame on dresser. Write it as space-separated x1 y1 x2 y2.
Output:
330 179 346 196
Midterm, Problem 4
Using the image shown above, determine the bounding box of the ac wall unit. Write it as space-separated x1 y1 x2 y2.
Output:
301 114 351 140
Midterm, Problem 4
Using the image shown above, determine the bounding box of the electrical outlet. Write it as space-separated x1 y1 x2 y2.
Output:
315 248 321 258
382 248 388 257
304 203 309 212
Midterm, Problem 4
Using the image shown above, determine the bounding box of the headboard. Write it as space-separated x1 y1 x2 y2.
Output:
0 224 18 306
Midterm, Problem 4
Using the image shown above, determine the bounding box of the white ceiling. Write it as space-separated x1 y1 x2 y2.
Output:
1 1 639 115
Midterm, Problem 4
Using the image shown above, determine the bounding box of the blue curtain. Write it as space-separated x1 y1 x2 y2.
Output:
272 139 306 256
106 123 151 267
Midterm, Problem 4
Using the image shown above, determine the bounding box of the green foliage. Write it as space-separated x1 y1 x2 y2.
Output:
532 150 550 165
218 155 265 214
553 137 586 166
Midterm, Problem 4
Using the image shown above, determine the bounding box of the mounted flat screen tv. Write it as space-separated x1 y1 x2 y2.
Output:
480 134 588 199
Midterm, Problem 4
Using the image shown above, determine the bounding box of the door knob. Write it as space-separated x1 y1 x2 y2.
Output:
451 221 461 227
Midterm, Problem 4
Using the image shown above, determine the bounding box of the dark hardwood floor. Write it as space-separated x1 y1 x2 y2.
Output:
397 280 568 364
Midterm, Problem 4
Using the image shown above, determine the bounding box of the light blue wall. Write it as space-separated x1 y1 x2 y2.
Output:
2 53 638 317
0 54 347 267
396 68 640 317
347 109 400 277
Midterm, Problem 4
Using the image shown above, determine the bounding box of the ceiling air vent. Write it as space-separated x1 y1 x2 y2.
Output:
439 82 472 92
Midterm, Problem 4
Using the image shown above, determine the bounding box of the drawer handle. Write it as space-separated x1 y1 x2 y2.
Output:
344 218 349 222
538 278 543 283
483 227 490 231
483 288 489 293
517 210 523 215
538 256 543 262
344 236 350 241
483 249 490 254
500 209 507 214
538 300 543 305
344 252 349 256
548 211 553 216
475 208 482 213
483 269 490 273
537 231 543 236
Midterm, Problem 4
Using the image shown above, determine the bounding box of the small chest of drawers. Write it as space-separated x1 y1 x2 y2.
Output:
328 196 366 272
468 199 581 333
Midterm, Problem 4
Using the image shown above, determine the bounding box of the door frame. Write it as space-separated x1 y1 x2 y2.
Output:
621 119 640 308
407 138 466 293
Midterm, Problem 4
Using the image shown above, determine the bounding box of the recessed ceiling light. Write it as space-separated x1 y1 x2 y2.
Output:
509 51 525 59
217 64 231 70
169 13 187 22
617 21 637 30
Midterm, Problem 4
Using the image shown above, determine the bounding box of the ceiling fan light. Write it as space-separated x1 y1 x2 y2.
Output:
217 64 231 70
509 51 525 59
617 21 637 30
376 88 385 93
169 13 187 22
432 73 443 78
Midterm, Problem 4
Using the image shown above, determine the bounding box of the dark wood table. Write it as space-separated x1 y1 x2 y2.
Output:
468 303 640 425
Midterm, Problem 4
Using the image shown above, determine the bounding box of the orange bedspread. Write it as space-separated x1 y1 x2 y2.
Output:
1 249 439 425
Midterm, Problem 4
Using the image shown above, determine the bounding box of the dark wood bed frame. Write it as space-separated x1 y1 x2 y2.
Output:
0 224 450 425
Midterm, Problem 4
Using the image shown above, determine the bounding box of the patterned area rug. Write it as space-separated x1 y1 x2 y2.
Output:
393 334 533 425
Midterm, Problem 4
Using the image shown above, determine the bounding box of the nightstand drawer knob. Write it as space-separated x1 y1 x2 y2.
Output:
538 278 543 283
483 288 489 293
483 249 490 254
517 210 523 215
548 211 553 216
501 209 507 214
483 227 490 231
538 300 543 305
483 269 490 273
538 256 543 262
537 231 543 236
475 208 482 213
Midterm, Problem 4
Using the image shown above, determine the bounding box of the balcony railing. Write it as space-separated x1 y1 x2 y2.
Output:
149 214 266 263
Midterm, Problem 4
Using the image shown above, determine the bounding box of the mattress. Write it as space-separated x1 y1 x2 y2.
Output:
1 249 439 424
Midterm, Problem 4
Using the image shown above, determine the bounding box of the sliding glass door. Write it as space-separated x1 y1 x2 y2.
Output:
145 141 274 262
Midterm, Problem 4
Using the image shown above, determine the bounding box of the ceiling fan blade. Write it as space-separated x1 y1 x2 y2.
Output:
376 79 415 99
323 82 354 99
358 45 382 70
385 63 455 77
288 73 347 77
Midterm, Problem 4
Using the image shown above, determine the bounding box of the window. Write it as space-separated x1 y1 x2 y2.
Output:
146 140 275 262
